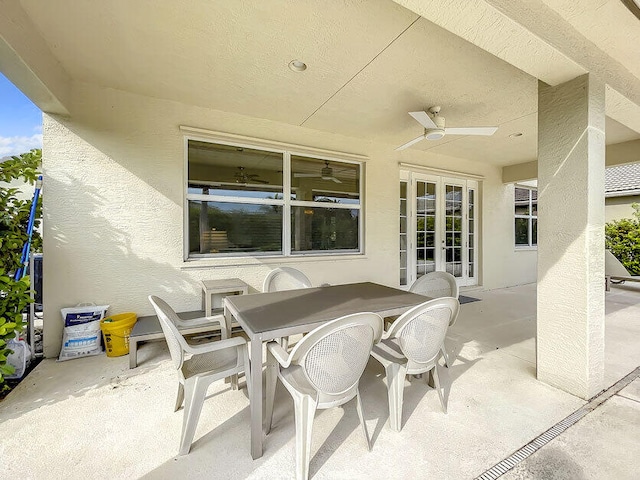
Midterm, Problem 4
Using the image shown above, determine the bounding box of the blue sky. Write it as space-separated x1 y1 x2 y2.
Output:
0 72 42 157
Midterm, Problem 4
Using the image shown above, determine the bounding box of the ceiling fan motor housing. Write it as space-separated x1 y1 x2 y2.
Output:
425 114 446 140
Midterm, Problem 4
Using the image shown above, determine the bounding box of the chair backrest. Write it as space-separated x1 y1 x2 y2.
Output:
605 250 631 277
386 297 459 365
148 295 187 370
263 267 312 293
410 271 459 299
288 312 384 396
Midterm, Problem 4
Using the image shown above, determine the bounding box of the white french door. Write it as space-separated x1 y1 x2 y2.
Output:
400 171 478 288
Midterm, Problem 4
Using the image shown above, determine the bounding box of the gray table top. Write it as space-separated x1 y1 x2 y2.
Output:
224 282 430 336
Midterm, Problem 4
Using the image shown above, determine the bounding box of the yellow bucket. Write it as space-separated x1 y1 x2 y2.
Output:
101 313 137 357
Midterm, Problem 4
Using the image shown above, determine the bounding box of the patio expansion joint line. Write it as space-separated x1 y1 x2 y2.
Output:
475 366 640 480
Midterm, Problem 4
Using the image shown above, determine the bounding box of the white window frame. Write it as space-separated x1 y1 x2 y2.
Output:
184 136 364 260
514 186 537 248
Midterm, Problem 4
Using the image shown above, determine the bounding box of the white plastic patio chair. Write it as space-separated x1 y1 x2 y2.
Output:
263 266 312 292
409 271 459 367
371 297 459 432
148 295 251 456
263 267 313 349
265 312 384 480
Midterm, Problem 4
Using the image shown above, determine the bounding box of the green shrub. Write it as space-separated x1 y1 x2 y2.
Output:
0 149 42 386
605 203 640 275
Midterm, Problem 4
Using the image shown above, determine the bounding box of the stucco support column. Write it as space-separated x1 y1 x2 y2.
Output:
537 74 605 399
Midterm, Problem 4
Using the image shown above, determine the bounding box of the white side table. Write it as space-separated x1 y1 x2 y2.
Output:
201 278 250 317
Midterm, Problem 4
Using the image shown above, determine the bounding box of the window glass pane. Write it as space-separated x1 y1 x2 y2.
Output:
188 141 283 199
515 218 529 245
188 200 282 255
291 206 359 252
531 198 538 216
532 218 538 246
514 187 530 215
291 155 359 203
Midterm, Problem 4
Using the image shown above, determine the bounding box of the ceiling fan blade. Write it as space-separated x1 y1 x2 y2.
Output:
396 134 426 151
445 126 498 136
294 173 321 178
330 177 342 183
409 111 437 129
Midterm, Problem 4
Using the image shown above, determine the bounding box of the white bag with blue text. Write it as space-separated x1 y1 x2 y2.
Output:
58 304 109 361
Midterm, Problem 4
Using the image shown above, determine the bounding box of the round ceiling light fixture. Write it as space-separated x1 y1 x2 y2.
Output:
509 132 523 138
288 60 307 72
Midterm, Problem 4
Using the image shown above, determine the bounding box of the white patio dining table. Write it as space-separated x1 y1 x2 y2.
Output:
223 281 432 459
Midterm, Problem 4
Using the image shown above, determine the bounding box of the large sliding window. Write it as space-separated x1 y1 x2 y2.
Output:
186 139 362 258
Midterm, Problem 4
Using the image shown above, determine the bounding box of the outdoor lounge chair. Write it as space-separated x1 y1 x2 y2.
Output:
148 295 251 456
371 297 459 431
409 271 459 367
605 250 640 291
265 312 384 480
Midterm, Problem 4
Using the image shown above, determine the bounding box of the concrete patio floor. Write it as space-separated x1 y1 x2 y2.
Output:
1 283 639 479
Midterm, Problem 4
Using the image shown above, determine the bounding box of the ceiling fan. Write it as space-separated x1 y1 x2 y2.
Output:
396 106 498 151
294 161 343 183
234 166 269 184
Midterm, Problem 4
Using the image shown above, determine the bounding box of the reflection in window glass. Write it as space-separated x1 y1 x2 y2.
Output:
188 141 283 200
291 207 359 253
188 201 282 255
291 155 359 203
515 218 529 245
186 140 362 258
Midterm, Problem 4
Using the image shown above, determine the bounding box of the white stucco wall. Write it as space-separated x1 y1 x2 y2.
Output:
42 82 537 357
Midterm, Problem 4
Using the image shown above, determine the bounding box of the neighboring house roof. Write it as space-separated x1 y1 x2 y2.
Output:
605 163 640 197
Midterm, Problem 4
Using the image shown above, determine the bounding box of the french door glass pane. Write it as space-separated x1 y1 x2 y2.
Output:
445 185 463 277
416 181 437 280
400 181 408 286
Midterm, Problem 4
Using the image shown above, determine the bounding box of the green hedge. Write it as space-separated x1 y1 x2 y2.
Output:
605 203 640 275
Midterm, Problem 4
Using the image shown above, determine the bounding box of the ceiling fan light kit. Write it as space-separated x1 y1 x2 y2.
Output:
396 106 498 151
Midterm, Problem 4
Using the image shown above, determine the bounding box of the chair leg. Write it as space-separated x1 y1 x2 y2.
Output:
431 365 447 414
385 363 407 432
174 381 185 412
179 377 209 455
294 394 317 480
265 351 278 435
440 344 450 368
355 389 371 451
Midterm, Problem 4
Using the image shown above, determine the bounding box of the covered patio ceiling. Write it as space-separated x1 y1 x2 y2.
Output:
3 0 640 167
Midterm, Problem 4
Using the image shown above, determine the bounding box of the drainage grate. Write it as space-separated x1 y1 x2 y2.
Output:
475 367 640 480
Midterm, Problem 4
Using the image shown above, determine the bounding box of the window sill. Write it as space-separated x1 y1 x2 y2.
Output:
181 252 366 269
514 246 537 252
